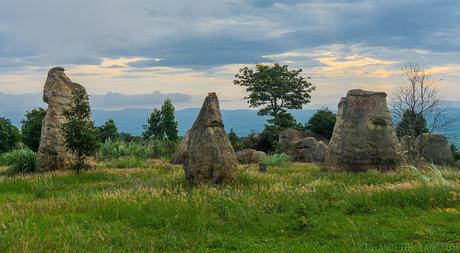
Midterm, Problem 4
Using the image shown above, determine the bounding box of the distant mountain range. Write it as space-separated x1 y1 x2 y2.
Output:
2 107 459 147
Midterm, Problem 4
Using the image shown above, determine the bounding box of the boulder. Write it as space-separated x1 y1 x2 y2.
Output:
314 141 328 162
296 137 328 163
414 134 454 165
236 149 267 164
184 93 238 185
324 89 402 171
170 130 190 164
278 128 329 162
37 67 89 171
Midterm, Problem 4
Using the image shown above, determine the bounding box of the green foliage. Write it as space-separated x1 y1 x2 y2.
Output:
60 89 98 173
451 144 460 161
260 153 291 167
143 108 162 140
98 119 120 142
0 148 37 174
306 107 336 139
234 63 315 129
119 132 142 142
143 99 179 142
268 111 302 129
161 99 179 142
99 140 150 160
0 117 21 154
257 125 280 153
98 139 178 161
21 108 47 152
396 109 429 138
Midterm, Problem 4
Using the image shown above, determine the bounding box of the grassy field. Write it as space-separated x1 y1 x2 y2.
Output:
0 163 459 252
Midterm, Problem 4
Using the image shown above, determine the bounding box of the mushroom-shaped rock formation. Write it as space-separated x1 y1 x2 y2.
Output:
324 89 402 171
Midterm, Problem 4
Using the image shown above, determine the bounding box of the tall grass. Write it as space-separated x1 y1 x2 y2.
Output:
0 148 37 174
261 153 291 167
406 164 446 184
98 140 178 161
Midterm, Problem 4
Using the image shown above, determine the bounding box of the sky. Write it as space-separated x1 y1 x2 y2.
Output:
1 0 460 110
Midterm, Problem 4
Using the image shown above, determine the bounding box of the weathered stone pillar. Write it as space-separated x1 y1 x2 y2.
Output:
324 89 402 171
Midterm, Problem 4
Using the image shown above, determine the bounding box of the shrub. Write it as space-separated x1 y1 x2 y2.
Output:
0 117 21 154
305 107 336 139
261 153 291 167
0 148 37 174
60 89 98 173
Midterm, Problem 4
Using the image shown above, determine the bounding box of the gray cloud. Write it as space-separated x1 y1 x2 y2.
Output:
1 0 459 71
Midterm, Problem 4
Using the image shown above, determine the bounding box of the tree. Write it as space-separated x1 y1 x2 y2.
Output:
21 108 47 152
60 89 98 174
391 63 448 164
143 99 179 142
234 63 315 130
98 119 119 142
161 99 179 142
143 108 162 140
395 110 428 138
0 117 21 153
305 107 336 139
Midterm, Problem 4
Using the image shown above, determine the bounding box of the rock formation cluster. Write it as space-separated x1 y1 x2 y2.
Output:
278 128 328 162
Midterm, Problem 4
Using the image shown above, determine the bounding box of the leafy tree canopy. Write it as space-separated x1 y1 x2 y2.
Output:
98 119 119 142
234 63 315 130
21 108 47 152
0 117 21 154
305 107 336 139
143 99 179 142
396 109 429 138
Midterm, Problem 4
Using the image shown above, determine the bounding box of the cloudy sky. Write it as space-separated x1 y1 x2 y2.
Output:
1 0 460 110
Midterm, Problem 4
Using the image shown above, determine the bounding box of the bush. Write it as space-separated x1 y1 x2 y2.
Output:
305 107 336 139
0 148 37 174
0 117 21 154
261 153 291 167
60 89 98 173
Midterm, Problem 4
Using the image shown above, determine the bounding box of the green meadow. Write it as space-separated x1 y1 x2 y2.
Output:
0 163 459 252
